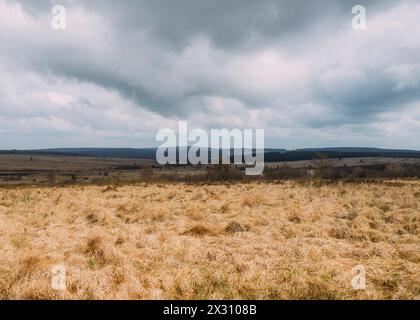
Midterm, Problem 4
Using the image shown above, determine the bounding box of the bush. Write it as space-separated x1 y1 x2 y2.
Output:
264 165 306 179
350 167 366 179
206 164 243 181
384 164 406 178
141 165 154 181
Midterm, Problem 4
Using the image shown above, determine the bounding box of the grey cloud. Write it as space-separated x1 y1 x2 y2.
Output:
1 0 420 149
11 0 395 49
316 68 420 120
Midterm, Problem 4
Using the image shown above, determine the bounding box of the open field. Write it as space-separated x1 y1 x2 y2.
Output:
0 155 155 186
0 180 418 299
265 157 420 168
1 154 420 186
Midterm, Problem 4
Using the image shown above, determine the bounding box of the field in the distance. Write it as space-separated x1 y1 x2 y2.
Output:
0 180 418 299
2 154 420 186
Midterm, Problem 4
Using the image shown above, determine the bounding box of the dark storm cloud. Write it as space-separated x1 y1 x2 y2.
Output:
11 0 395 49
107 0 397 48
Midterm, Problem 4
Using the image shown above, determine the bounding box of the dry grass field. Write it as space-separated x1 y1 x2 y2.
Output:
0 180 419 300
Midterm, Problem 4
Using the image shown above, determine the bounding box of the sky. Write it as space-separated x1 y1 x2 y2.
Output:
0 0 419 150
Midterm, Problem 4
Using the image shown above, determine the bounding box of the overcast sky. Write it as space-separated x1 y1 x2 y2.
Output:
1 0 419 149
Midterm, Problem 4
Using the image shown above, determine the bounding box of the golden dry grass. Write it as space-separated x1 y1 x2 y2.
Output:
0 180 419 300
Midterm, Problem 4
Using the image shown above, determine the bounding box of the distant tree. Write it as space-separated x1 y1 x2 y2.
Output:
314 153 333 179
314 153 332 170
206 158 242 181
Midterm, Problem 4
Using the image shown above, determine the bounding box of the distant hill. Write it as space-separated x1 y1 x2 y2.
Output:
264 148 420 162
296 147 420 153
0 147 419 162
0 147 279 159
0 148 157 159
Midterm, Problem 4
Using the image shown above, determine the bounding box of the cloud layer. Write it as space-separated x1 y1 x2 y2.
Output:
0 0 419 149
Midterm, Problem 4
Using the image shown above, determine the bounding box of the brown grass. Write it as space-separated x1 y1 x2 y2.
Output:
0 180 419 299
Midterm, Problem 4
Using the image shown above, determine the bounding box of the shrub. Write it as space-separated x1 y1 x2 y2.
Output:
384 164 406 178
225 221 250 234
264 165 306 179
182 225 214 237
350 167 366 179
141 165 154 181
206 164 243 181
